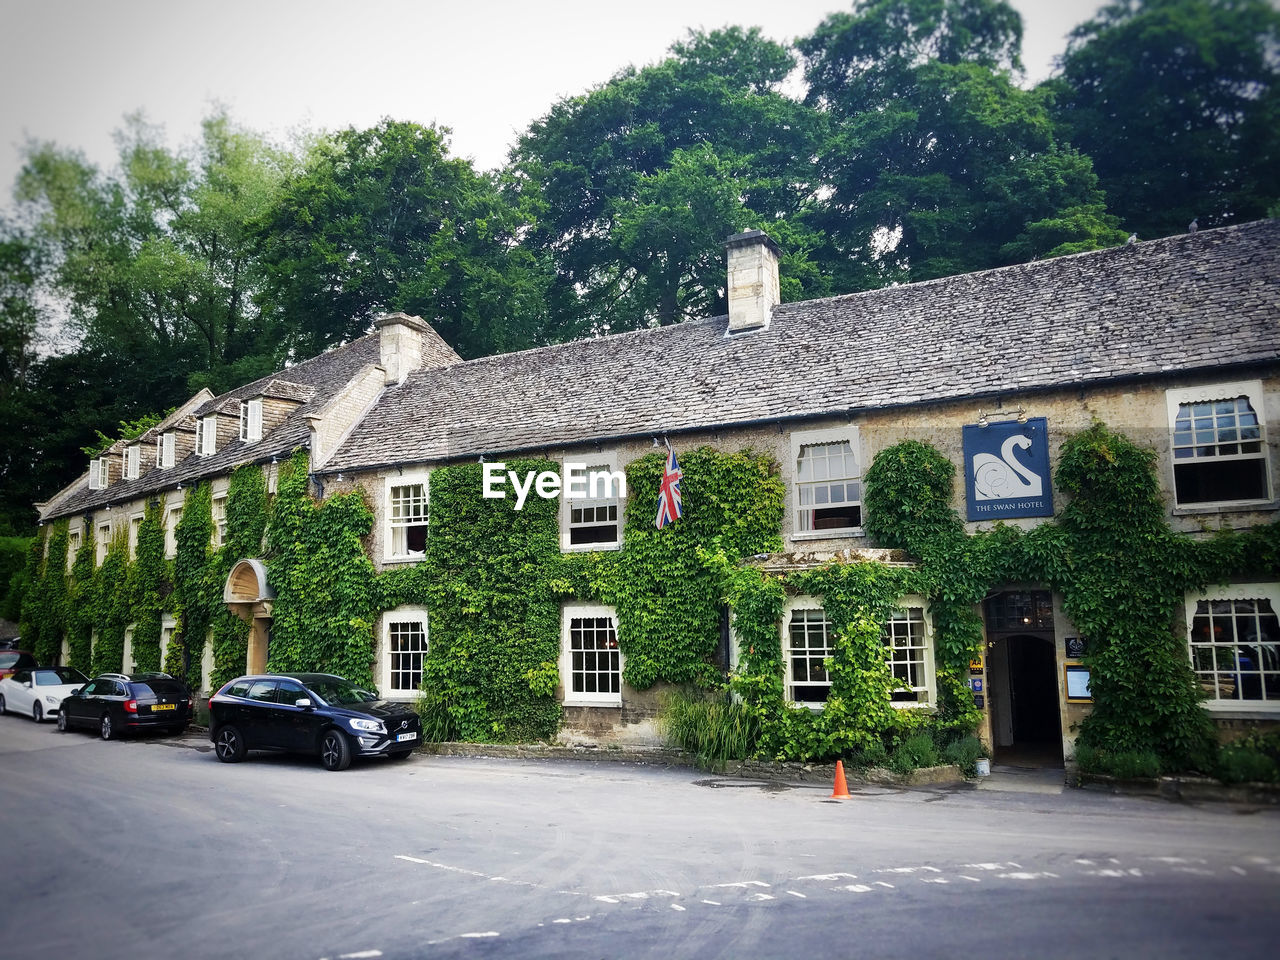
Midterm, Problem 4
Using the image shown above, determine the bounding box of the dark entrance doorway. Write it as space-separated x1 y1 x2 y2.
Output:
985 591 1063 767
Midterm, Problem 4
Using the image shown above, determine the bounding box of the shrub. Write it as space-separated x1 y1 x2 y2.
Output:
1217 744 1280 785
845 740 890 770
1075 744 1162 779
941 735 987 777
659 689 760 769
889 732 940 774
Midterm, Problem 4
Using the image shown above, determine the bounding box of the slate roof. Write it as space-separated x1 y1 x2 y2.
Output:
324 220 1280 472
40 334 384 521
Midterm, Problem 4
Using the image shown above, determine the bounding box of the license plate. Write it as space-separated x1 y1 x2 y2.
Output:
152 703 176 711
396 732 418 742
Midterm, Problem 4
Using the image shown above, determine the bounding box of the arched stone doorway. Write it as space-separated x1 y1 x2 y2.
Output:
223 558 274 675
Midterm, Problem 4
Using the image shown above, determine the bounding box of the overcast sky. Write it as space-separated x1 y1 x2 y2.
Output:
0 0 1105 208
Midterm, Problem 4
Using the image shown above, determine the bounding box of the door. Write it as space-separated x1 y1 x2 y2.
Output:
8 669 34 714
273 679 318 751
241 679 283 748
989 635 1062 765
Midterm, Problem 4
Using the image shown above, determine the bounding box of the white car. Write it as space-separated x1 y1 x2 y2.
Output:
0 666 89 722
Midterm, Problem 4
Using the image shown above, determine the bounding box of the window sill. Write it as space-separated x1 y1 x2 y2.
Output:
1173 500 1278 516
382 554 426 565
562 700 622 709
890 701 936 711
561 542 621 554
1201 703 1280 719
790 528 865 543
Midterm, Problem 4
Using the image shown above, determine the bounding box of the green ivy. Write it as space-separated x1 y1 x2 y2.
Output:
127 500 167 672
266 450 378 686
91 531 129 675
209 464 269 692
167 483 213 689
66 530 96 672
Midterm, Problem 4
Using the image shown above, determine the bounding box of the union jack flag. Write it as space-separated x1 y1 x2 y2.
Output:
655 447 683 529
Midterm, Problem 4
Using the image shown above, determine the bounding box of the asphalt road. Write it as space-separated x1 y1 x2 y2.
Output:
1 712 1278 960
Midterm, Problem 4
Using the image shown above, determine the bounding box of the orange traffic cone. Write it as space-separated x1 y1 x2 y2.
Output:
830 760 851 799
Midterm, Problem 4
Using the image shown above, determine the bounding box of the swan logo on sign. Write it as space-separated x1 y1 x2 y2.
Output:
963 417 1053 520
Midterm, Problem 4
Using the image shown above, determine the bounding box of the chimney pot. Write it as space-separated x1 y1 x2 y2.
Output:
725 230 781 333
376 312 432 385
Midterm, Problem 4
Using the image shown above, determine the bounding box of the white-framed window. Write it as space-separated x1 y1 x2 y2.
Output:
1166 381 1270 507
884 603 934 706
212 495 227 548
96 521 111 564
67 528 81 572
560 456 625 551
382 608 429 699
122 445 141 481
122 624 135 674
385 473 430 561
1186 583 1280 711
784 600 834 706
160 619 176 670
791 427 863 538
128 513 143 560
88 457 109 490
156 432 175 469
783 596 935 708
165 506 182 559
560 604 623 706
195 415 218 457
240 398 263 443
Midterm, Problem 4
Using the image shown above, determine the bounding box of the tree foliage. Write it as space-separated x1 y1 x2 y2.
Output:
1051 0 1280 239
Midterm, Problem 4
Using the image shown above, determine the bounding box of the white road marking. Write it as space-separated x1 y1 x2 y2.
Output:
839 884 874 893
339 951 382 958
997 872 1059 880
702 900 721 906
876 866 941 874
713 880 771 888
1148 856 1204 865
786 891 807 898
594 890 679 904
1084 869 1128 878
395 855 429 864
671 904 686 912
959 876 982 883
458 932 499 939
1231 866 1247 876
553 919 572 924
797 872 857 881
964 863 1006 871
1246 856 1272 864
874 882 895 889
1074 859 1095 865
1172 867 1215 877
747 893 775 902
921 878 949 884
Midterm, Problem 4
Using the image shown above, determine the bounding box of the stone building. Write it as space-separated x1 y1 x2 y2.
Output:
34 220 1280 764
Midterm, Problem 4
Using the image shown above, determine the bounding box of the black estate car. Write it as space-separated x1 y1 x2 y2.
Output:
208 673 422 771
59 673 194 739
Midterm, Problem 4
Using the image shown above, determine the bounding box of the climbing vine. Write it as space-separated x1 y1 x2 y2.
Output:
90 531 129 675
209 464 269 692
66 531 96 673
127 500 167 672
166 483 213 689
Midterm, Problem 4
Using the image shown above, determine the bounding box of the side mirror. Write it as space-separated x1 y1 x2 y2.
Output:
70 688 81 696
295 698 314 709
23 681 31 688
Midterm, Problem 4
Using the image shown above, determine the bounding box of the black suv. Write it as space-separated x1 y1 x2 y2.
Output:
59 673 194 739
208 673 422 771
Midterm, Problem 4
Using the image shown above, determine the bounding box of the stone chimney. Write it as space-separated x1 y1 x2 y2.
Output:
725 230 781 333
376 312 432 385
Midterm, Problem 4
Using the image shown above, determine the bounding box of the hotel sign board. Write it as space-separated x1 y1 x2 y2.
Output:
963 417 1053 521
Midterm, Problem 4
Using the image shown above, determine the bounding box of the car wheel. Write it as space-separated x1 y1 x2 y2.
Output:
319 729 352 771
0 692 6 714
33 702 43 723
213 725 246 763
57 710 68 732
390 749 413 761
100 713 114 740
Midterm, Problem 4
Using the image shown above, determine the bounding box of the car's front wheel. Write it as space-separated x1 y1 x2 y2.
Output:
319 729 352 771
100 713 114 740
0 692 6 714
33 702 43 723
57 710 68 732
213 725 246 763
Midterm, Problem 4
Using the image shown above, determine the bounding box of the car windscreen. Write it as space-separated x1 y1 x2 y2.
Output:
304 677 377 705
35 668 87 685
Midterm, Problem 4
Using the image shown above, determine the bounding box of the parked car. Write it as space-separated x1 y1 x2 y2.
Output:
0 650 36 681
0 637 22 651
208 673 422 771
0 666 88 722
58 673 194 739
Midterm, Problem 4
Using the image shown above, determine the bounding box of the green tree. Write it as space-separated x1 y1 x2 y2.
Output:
1050 0 1280 239
255 120 550 360
799 0 1126 286
512 27 829 333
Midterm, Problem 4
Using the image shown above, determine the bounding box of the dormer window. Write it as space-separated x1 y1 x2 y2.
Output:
123 445 141 481
156 432 175 469
240 398 263 443
88 458 109 490
195 415 218 457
